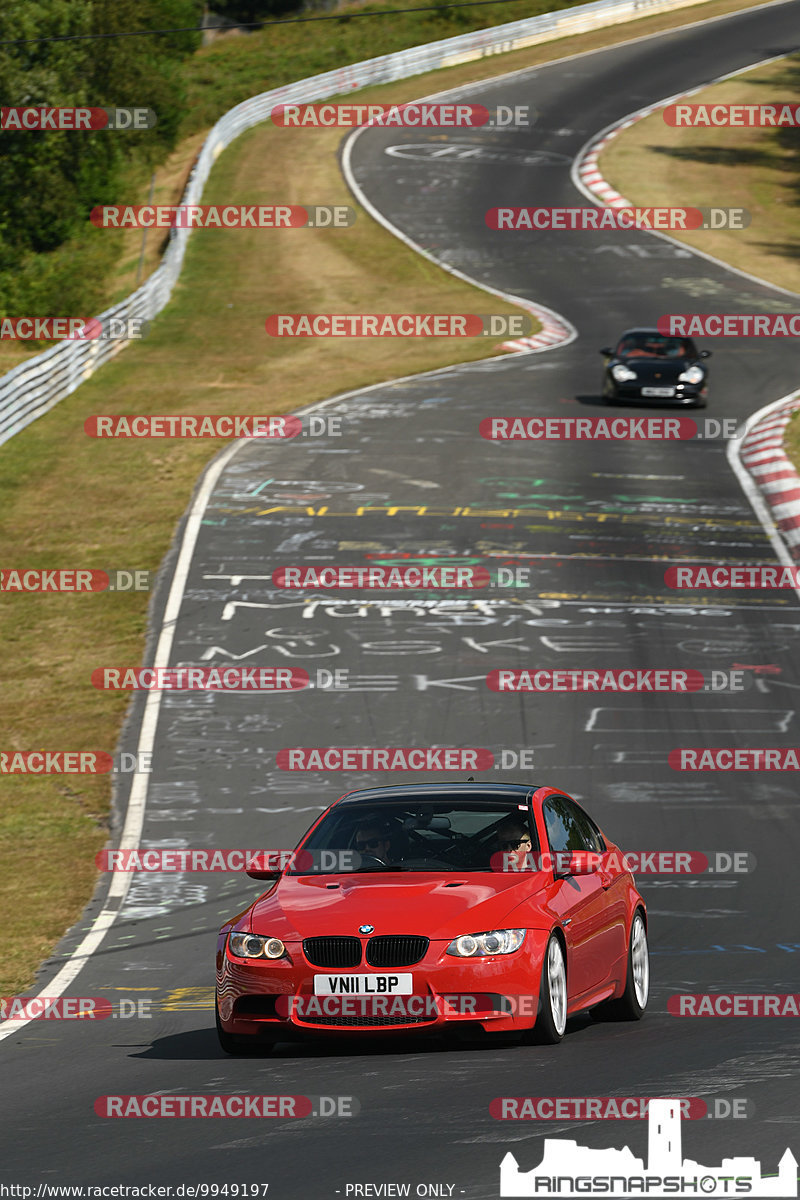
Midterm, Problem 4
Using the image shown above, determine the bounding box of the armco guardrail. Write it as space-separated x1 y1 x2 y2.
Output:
0 0 712 447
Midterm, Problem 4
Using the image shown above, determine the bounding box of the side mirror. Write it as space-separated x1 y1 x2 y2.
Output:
555 851 601 878
699 349 712 359
599 347 613 356
246 866 282 881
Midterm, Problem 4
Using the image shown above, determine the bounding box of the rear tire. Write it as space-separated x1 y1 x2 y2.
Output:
530 934 567 1044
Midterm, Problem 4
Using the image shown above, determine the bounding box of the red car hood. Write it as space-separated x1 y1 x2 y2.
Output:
247 872 547 941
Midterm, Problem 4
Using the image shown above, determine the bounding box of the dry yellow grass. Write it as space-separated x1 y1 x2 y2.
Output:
600 57 800 293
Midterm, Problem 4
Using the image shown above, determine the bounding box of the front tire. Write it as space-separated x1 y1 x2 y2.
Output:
215 998 276 1056
531 934 567 1044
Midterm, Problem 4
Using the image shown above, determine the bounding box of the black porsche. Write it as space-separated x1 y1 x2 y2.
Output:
600 327 711 406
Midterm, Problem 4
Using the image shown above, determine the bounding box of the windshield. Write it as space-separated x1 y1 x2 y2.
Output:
615 333 696 359
291 797 539 874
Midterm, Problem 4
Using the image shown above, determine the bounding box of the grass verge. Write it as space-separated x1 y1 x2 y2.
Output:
599 53 800 292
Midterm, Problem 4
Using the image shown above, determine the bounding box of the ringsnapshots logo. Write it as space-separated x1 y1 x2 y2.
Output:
91 205 355 229
499 1098 797 1197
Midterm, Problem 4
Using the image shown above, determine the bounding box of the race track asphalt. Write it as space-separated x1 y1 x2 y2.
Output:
2 2 800 1194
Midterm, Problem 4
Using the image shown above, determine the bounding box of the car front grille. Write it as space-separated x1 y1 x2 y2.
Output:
303 936 362 968
365 935 429 967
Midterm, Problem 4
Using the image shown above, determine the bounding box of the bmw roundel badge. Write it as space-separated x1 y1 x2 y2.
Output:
359 924 374 934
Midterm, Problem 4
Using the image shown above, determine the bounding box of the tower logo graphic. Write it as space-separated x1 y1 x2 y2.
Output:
500 1098 797 1197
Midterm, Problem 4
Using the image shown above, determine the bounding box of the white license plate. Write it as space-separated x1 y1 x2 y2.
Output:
641 386 675 397
313 973 413 996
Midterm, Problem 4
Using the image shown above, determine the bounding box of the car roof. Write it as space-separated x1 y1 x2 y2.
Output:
337 782 539 805
618 327 689 337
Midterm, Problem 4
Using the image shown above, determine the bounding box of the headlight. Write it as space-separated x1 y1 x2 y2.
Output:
445 929 526 957
229 932 286 959
611 364 637 382
678 365 704 384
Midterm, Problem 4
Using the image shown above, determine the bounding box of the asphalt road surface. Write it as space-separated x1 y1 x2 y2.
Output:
2 2 800 1195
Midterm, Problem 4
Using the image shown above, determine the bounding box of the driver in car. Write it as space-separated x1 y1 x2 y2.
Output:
493 817 533 872
354 819 396 864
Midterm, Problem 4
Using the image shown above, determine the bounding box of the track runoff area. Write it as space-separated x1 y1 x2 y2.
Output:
4 1 800 1198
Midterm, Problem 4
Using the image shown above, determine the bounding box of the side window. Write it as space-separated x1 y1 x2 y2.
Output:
543 795 590 854
570 803 606 853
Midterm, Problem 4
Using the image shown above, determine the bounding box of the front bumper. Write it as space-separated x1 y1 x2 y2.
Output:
216 930 550 1039
604 380 708 406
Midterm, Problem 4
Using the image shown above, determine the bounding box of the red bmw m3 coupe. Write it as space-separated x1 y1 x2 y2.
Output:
215 782 648 1053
